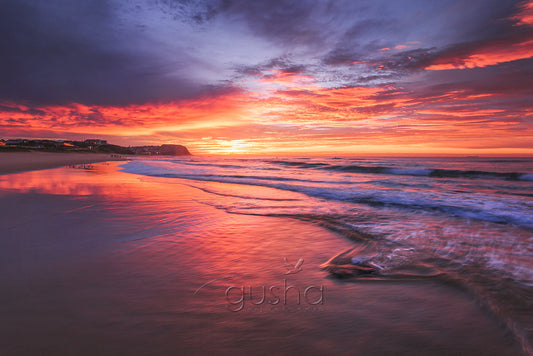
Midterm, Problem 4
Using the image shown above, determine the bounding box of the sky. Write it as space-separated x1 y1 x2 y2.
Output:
1 0 532 155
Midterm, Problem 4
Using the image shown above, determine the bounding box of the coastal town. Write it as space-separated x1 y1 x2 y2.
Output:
0 138 191 156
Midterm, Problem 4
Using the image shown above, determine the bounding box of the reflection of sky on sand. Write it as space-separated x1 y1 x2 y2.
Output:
0 162 137 197
0 162 351 271
0 163 218 239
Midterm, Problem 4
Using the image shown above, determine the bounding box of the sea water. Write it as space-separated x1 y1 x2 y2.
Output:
122 155 533 352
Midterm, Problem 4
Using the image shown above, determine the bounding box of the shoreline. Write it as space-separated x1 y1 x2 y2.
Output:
0 151 128 175
0 162 523 355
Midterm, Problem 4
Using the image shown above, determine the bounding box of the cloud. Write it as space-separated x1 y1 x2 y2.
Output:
188 0 337 49
0 88 247 136
319 0 532 84
510 0 533 26
235 56 308 78
424 31 533 70
1 0 532 154
0 0 228 106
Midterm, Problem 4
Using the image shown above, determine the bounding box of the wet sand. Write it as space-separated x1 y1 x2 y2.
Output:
0 163 522 355
0 152 127 175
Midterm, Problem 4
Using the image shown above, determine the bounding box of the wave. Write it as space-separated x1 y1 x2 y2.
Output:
181 183 301 202
121 157 533 354
155 159 248 170
214 206 533 355
121 161 533 231
320 242 533 356
328 164 532 181
268 160 329 169
192 200 533 354
268 160 533 181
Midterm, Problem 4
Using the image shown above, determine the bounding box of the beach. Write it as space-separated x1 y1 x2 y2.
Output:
0 152 126 175
2 0 532 353
0 158 528 355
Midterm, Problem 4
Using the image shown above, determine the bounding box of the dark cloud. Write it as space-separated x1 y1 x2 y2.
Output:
419 29 533 69
356 74 397 83
415 58 533 98
322 17 396 66
367 48 436 71
0 104 46 116
322 48 360 66
264 57 306 74
186 0 330 47
0 0 531 110
234 56 308 79
0 0 217 106
320 0 527 76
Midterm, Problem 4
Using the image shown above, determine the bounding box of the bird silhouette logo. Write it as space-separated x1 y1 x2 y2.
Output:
284 257 304 275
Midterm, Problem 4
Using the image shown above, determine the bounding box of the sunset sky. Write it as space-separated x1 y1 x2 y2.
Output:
1 0 532 155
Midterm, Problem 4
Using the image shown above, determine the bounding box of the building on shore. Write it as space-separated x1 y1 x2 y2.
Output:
84 139 107 146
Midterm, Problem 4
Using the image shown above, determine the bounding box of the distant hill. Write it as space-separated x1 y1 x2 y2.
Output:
0 139 191 156
93 144 135 155
130 144 191 156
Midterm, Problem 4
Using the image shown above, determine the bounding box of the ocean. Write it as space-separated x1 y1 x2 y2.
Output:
122 155 533 352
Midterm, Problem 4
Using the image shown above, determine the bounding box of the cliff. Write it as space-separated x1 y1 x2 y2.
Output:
160 144 191 155
130 144 191 156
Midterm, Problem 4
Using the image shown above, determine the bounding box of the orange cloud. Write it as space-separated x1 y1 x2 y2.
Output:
426 38 533 70
511 0 533 26
426 1 533 70
1 67 532 156
259 70 314 86
0 91 249 137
